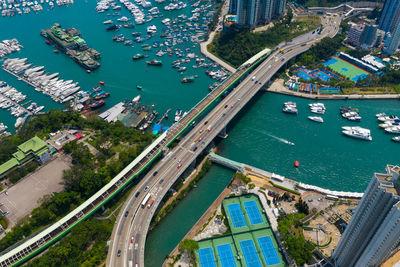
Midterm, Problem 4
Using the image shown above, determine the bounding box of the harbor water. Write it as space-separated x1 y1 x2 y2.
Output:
1 2 400 266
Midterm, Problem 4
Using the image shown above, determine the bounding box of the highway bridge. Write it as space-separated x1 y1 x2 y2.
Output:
107 14 341 267
0 27 268 267
0 14 340 267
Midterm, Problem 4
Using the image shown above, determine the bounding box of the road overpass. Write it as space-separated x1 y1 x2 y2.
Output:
107 15 341 267
0 23 274 267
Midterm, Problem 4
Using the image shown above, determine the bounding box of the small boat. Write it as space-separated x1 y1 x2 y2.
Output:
392 136 400 142
132 54 146 60
99 81 105 85
90 100 105 109
385 126 400 134
106 24 120 31
308 116 323 123
132 95 141 103
103 19 113 24
146 59 162 66
378 115 399 122
181 76 195 83
137 85 143 90
283 106 298 114
294 161 299 167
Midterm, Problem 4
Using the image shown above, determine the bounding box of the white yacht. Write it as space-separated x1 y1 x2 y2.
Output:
342 127 372 141
378 115 399 122
385 126 400 134
379 121 400 128
103 19 113 24
310 107 325 114
308 116 323 123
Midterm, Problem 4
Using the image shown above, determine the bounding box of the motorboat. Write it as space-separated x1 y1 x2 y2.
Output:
308 116 323 123
342 127 372 141
308 103 325 109
103 19 113 24
376 112 386 118
385 126 400 134
342 126 369 132
379 121 400 128
392 136 400 143
283 101 297 114
378 115 399 122
310 107 325 114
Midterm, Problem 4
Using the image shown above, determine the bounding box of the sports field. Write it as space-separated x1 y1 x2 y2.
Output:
324 57 369 82
195 195 285 267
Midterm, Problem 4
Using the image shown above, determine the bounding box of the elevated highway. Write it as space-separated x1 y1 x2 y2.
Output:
0 27 265 267
107 15 341 267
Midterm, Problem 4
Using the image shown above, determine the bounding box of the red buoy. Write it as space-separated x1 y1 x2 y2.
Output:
294 161 299 167
99 81 105 85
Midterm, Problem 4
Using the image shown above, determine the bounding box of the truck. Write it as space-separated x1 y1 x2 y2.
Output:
141 193 151 208
147 199 154 209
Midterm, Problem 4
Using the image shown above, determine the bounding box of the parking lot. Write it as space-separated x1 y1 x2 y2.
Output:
0 154 71 227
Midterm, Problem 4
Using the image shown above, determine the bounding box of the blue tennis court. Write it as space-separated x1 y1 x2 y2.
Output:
198 247 217 267
244 201 263 225
216 244 237 267
227 204 246 228
240 240 262 267
258 236 280 265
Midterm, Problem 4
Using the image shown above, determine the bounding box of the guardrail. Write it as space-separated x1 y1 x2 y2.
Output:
0 49 270 267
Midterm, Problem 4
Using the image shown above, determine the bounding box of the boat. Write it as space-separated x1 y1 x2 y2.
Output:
90 100 105 109
378 115 399 122
342 127 372 141
181 76 195 83
376 112 386 118
385 126 400 134
174 109 182 122
392 136 400 143
308 116 323 123
310 107 325 114
103 19 113 24
294 161 299 167
379 121 400 128
146 59 162 66
132 53 146 60
132 32 141 36
14 116 24 128
106 24 120 31
136 85 143 90
283 105 298 114
132 95 141 103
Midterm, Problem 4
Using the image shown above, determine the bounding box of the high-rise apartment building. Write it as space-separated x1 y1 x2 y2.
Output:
378 0 400 33
232 0 286 27
384 21 400 55
332 165 400 267
347 23 365 46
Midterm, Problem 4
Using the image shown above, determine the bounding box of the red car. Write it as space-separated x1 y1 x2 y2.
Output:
207 128 211 132
198 137 202 142
177 163 182 169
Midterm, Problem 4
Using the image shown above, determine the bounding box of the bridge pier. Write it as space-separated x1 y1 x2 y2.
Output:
218 127 228 139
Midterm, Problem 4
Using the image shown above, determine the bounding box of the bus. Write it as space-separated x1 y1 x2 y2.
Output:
326 194 339 201
141 193 151 208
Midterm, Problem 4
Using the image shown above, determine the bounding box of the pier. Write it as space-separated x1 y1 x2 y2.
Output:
208 152 363 199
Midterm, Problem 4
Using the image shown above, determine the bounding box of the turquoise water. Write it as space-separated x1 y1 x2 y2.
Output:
0 0 216 131
1 3 400 266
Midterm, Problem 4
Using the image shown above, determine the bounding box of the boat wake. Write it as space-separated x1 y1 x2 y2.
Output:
267 134 295 146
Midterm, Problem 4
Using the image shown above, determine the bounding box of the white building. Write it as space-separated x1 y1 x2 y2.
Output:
332 165 400 267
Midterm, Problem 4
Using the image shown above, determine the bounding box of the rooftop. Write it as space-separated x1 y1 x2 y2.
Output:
18 136 48 154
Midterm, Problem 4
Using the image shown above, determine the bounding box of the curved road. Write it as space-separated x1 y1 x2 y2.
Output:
107 14 341 267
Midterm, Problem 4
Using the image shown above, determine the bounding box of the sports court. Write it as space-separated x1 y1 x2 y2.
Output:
227 203 247 228
258 236 281 265
216 244 237 267
244 200 264 225
240 239 263 267
198 247 217 267
196 195 285 267
324 56 369 82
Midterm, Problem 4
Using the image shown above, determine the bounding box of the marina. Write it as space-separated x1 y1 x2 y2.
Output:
0 0 74 17
0 39 23 58
2 57 81 103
